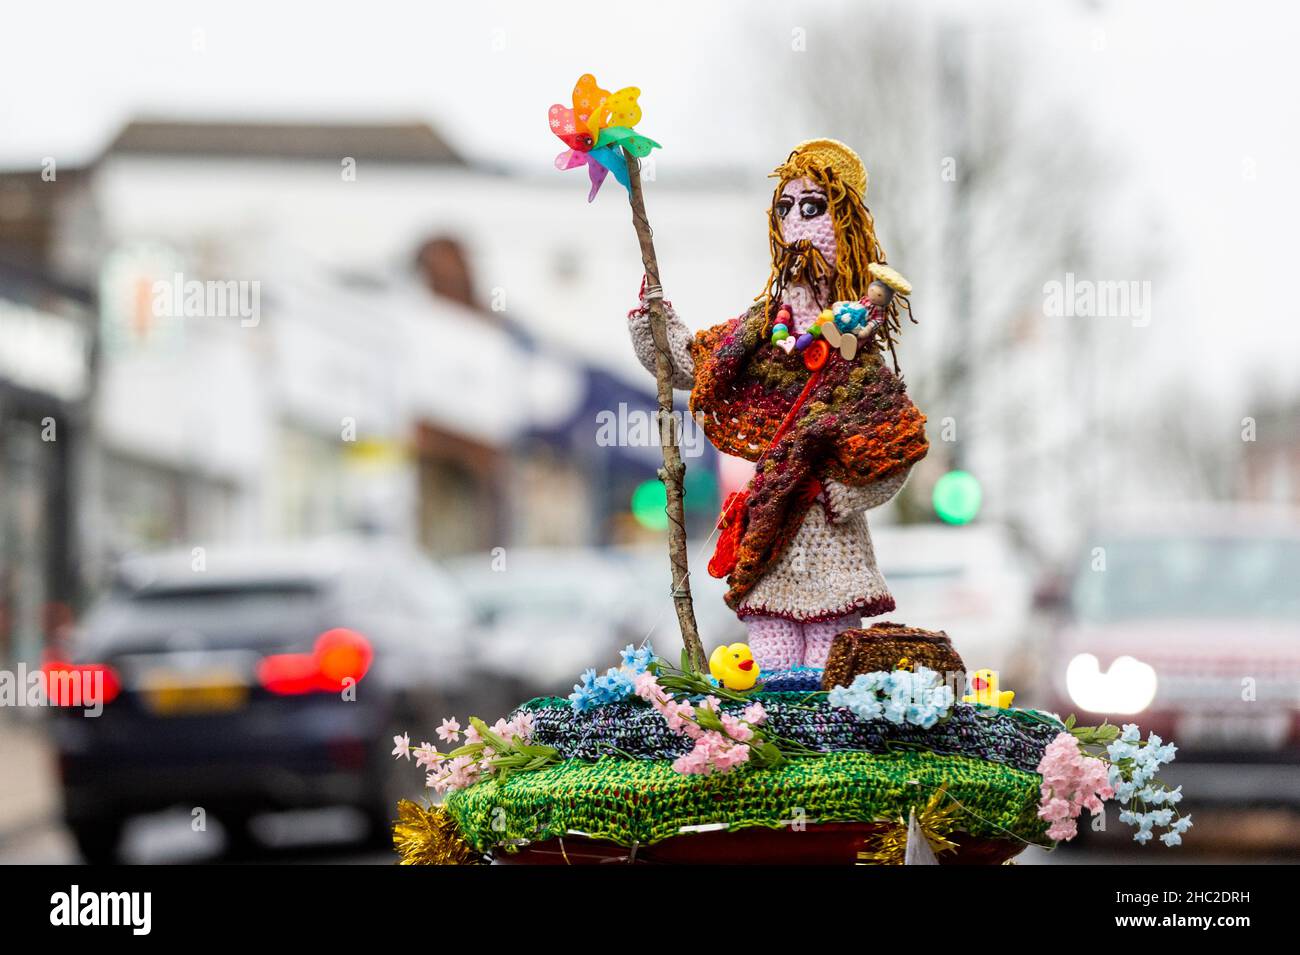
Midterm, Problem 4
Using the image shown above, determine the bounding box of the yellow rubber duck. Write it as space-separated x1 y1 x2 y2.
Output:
709 643 759 691
963 669 1015 709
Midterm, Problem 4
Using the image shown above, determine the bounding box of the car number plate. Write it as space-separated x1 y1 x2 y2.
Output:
140 669 250 716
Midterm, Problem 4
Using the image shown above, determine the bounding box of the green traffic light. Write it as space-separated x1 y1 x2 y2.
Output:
932 469 981 525
630 470 719 530
631 479 669 530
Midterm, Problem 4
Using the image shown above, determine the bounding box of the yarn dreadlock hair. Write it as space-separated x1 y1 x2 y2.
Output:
758 149 915 370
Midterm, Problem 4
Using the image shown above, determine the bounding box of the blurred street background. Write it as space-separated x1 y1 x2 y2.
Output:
1 0 1297 863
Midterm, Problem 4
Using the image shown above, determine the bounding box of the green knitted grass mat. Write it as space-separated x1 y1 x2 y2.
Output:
443 749 1051 853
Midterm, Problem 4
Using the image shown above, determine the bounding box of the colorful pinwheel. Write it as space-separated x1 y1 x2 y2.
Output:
549 73 660 201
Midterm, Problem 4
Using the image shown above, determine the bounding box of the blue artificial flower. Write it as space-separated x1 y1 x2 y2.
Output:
830 667 953 728
619 643 655 673
595 669 624 691
1107 740 1137 763
1120 723 1141 742
1160 831 1182 847
883 699 908 724
1133 829 1153 844
568 651 643 713
568 668 602 712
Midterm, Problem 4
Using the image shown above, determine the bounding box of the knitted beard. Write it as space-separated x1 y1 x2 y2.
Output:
770 238 835 311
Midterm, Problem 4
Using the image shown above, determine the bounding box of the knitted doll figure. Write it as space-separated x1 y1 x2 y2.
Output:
627 139 927 672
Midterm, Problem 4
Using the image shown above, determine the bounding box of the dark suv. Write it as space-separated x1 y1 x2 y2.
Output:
48 538 484 862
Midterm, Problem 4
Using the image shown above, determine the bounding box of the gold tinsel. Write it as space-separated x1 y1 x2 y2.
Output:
857 786 963 865
393 799 483 865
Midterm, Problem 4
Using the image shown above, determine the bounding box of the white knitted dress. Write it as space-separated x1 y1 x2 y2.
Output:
627 305 910 623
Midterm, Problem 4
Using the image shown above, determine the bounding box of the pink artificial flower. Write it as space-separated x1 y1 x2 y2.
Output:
1039 796 1073 822
672 745 712 775
492 718 514 742
674 703 703 739
441 754 481 791
1046 817 1079 841
633 671 669 706
742 702 768 726
720 712 754 743
713 740 751 771
392 732 410 760
1036 732 1115 842
413 741 440 769
436 718 461 743
670 730 751 776
508 711 535 742
425 757 450 793
463 724 482 745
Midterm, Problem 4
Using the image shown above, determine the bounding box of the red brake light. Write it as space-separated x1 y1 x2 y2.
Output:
314 628 373 689
256 653 321 695
257 629 372 695
41 659 121 707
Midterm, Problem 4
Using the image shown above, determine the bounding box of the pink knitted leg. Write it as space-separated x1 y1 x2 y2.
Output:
801 612 861 668
744 615 804 672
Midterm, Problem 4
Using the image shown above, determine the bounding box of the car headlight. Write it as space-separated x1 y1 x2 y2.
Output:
1065 653 1158 715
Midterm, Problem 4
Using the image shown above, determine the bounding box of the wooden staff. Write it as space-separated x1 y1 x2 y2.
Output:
622 149 705 672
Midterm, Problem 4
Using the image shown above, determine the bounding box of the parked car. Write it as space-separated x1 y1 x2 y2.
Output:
872 523 1035 685
1037 507 1300 806
47 537 479 862
447 547 672 701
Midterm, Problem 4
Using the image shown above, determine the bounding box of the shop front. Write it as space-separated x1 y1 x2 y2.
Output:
0 268 92 667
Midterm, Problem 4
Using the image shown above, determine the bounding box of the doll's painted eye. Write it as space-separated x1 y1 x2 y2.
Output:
775 198 793 219
799 197 827 219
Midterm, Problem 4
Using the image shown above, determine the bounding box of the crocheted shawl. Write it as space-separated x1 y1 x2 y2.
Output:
689 304 928 609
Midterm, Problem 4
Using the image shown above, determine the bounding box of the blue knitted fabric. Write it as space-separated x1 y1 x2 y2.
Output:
759 666 825 692
516 693 1064 775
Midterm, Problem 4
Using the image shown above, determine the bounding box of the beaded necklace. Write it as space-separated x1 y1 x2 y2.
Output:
769 298 886 366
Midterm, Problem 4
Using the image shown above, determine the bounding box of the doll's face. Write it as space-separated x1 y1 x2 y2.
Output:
866 282 892 306
774 178 837 269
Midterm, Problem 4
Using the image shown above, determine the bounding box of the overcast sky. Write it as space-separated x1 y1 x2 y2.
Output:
3 0 1297 399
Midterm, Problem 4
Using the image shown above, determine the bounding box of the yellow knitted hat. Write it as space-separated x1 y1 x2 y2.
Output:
788 138 868 198
868 262 912 296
